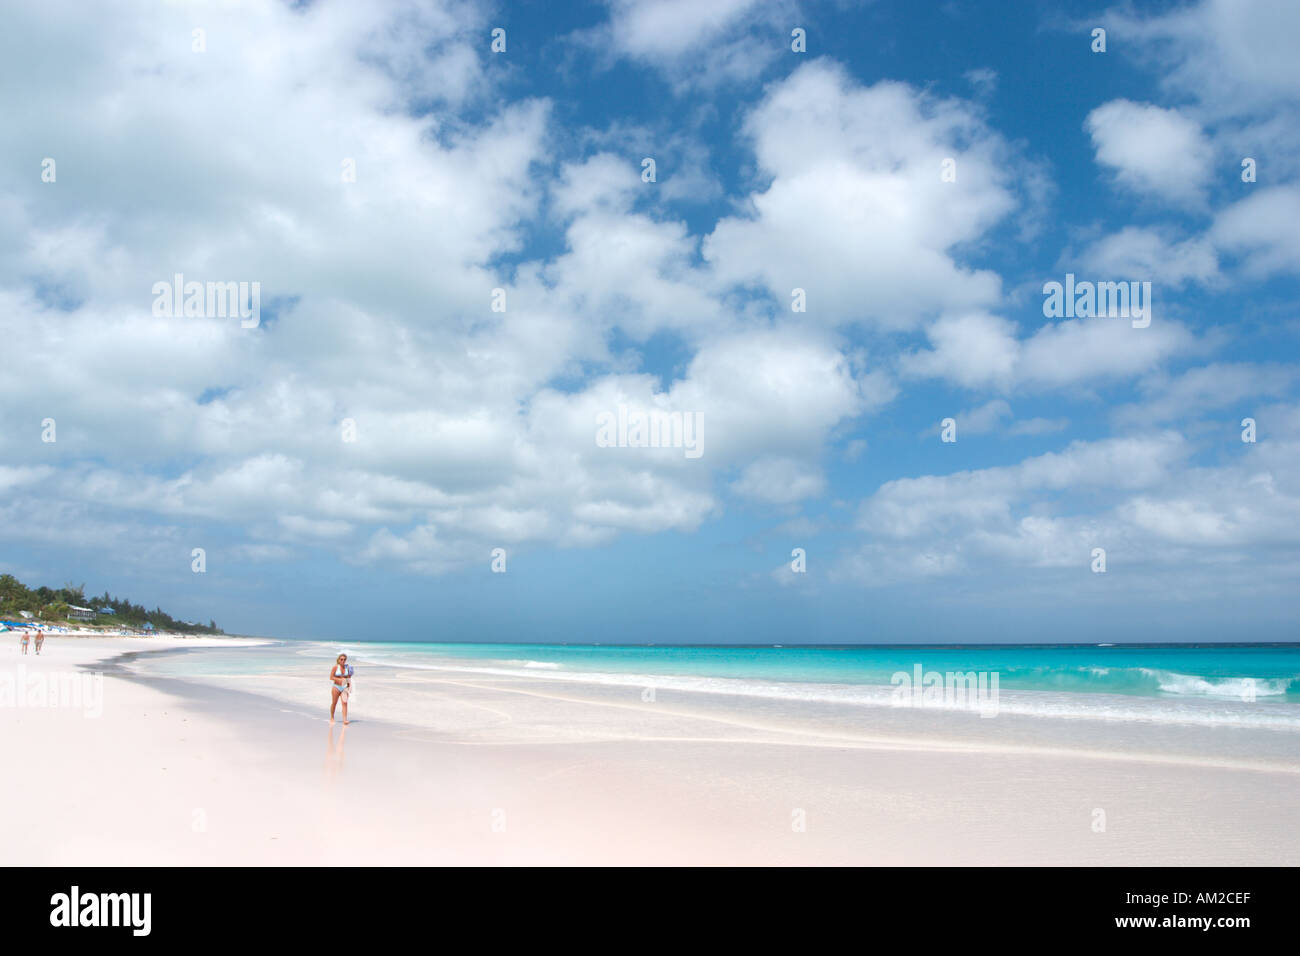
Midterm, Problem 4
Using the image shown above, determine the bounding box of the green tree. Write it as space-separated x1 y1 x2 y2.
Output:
42 602 70 621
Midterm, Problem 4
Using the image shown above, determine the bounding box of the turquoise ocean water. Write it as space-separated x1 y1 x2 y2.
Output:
147 641 1300 731
356 642 1300 699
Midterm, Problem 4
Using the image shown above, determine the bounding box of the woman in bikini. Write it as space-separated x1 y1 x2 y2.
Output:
329 653 353 724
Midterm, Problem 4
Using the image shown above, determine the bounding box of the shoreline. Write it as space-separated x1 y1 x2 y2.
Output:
2 628 272 641
4 636 1299 865
127 639 1300 773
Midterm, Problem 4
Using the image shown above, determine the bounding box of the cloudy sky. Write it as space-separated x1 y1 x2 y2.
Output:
2 0 1298 643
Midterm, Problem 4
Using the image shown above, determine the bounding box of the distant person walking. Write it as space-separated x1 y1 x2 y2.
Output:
34 631 44 655
329 653 353 725
19 630 30 654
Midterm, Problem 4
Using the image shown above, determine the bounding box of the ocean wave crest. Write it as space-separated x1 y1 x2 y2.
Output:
1141 669 1294 698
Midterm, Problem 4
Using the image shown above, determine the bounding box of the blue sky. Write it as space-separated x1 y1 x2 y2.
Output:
1 0 1298 642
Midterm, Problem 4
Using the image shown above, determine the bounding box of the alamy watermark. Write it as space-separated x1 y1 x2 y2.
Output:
890 664 1000 717
0 664 104 717
1042 273 1150 328
152 273 260 328
50 886 150 936
595 404 703 459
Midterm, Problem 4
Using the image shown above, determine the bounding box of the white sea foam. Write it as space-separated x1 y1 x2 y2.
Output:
360 657 1300 731
1142 669 1293 698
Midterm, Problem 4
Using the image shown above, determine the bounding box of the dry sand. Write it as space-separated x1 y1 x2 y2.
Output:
3 636 1297 865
